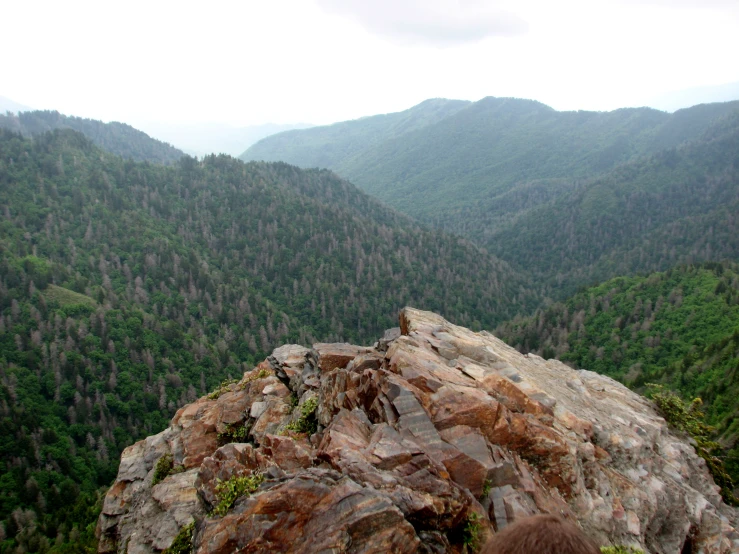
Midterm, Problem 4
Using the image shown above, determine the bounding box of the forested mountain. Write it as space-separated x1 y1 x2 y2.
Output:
496 262 739 486
486 111 739 294
3 98 738 550
241 97 737 221
0 128 536 552
240 98 470 169
243 97 739 295
0 111 184 165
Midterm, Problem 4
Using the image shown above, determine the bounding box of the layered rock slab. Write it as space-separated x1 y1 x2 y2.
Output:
97 308 739 554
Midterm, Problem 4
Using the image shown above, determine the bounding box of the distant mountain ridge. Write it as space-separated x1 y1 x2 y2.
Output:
0 110 184 164
242 97 739 218
241 98 470 168
648 81 739 113
242 96 739 296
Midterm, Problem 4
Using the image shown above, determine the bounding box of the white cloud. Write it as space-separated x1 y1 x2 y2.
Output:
316 0 528 46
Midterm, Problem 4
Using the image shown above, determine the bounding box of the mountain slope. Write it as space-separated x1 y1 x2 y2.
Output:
486 111 739 293
496 262 739 485
242 98 739 296
0 128 536 551
0 110 184 164
242 97 739 226
240 98 470 169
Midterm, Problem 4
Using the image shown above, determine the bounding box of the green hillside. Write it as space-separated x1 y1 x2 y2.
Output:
496 262 739 487
0 128 536 552
486 111 739 294
241 97 738 224
0 110 184 165
242 98 739 295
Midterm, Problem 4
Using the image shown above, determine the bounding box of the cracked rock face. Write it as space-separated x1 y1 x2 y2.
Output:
97 308 739 554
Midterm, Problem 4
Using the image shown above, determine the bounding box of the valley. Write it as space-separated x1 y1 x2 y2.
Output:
243 98 739 296
0 96 738 552
0 127 535 551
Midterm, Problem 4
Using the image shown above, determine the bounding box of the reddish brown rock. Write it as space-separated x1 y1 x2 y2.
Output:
430 384 501 433
196 443 260 508
196 470 420 554
439 426 496 498
260 434 313 470
98 308 739 554
314 342 373 372
480 371 553 417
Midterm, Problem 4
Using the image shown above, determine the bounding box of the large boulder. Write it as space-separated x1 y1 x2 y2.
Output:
97 308 739 554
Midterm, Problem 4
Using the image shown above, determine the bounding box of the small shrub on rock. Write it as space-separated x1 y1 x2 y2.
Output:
217 421 251 445
481 479 492 499
162 522 195 554
212 472 265 516
207 378 239 400
648 384 738 505
285 396 318 435
238 368 272 390
462 512 482 552
152 453 185 485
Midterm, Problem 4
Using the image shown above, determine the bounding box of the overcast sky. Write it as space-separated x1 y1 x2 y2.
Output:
2 0 738 128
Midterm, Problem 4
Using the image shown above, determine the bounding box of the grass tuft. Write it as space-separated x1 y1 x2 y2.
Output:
207 378 239 400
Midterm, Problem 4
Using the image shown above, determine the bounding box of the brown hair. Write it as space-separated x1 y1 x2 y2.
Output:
481 514 600 554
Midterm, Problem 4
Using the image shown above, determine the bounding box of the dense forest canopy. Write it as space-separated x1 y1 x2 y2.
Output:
243 97 739 297
487 111 739 295
0 128 537 552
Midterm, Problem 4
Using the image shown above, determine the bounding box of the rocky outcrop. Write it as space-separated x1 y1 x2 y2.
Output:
97 308 739 553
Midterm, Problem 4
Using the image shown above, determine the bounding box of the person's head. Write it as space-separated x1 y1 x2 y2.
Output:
481 514 600 554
